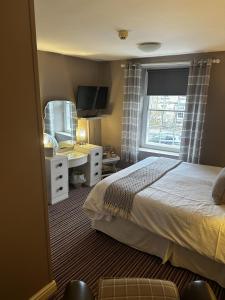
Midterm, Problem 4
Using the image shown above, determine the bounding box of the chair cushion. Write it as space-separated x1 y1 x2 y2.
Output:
98 278 179 300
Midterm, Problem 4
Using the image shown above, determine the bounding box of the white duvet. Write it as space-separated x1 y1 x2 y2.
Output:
83 157 225 264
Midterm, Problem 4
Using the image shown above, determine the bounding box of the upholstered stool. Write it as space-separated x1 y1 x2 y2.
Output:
63 278 217 300
98 278 179 300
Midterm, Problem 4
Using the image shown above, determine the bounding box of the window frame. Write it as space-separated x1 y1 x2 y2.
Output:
140 63 190 154
140 95 187 153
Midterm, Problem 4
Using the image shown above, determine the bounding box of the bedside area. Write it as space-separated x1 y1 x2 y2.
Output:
102 155 120 178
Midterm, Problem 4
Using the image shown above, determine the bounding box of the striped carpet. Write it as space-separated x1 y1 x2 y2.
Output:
49 186 225 299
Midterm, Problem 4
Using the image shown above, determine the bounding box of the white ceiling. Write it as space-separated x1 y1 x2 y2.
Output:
34 0 225 61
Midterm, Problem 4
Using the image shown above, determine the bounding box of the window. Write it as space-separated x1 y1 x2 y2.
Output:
141 95 186 153
141 67 189 153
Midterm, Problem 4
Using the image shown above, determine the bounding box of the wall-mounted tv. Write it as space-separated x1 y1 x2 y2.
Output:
76 86 108 117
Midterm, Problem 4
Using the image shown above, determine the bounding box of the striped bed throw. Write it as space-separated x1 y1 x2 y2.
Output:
103 157 181 219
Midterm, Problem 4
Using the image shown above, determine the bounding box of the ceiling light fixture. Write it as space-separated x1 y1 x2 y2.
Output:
138 42 161 52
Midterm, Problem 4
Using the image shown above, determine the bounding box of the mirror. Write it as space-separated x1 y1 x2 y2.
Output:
43 100 77 150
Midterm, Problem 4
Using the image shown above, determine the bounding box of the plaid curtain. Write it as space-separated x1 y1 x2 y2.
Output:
121 64 142 163
44 101 55 136
179 58 212 163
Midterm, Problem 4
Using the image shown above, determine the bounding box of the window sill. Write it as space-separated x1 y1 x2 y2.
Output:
139 147 180 158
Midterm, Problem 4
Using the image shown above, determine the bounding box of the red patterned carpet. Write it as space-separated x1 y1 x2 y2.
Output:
48 186 225 299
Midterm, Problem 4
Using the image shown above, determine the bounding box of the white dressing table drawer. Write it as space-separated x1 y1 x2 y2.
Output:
52 158 67 174
45 155 68 204
53 173 66 182
92 169 101 178
51 181 68 198
91 160 102 169
90 148 102 159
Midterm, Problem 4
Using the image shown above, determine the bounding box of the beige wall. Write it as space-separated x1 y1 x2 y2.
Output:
38 50 107 105
101 52 225 167
100 61 124 154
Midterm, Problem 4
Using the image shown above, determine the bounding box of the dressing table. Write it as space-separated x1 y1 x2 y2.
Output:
43 99 102 204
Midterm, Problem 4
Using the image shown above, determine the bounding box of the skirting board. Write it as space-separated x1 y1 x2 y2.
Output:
29 280 57 300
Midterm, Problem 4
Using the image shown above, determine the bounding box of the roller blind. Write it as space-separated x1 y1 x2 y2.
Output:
147 68 189 95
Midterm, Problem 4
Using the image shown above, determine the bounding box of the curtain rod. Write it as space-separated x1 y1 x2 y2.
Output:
121 58 220 68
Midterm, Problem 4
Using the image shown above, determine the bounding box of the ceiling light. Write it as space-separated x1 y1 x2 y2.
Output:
138 42 161 52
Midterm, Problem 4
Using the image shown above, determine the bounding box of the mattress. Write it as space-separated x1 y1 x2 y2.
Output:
93 217 225 287
83 157 225 264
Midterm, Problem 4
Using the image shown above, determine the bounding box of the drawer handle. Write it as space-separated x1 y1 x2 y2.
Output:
95 172 99 176
57 186 63 192
95 152 99 156
95 162 99 166
56 175 63 180
56 163 63 168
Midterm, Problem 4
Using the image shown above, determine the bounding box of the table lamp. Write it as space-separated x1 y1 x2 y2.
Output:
77 128 86 145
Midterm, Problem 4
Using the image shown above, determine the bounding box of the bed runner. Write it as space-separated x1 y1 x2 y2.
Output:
103 157 181 219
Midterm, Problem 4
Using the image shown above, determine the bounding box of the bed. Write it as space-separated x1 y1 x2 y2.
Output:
83 157 225 287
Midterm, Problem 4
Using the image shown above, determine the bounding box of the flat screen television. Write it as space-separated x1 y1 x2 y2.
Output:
76 86 108 117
